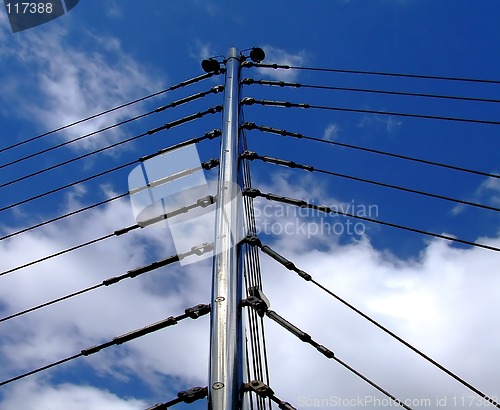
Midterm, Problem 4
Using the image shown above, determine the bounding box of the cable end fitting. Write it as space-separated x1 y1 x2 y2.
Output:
185 304 211 319
242 188 261 198
191 242 214 256
279 402 297 410
178 386 208 403
197 195 216 208
241 97 256 106
241 122 257 130
241 150 258 161
241 78 255 85
211 85 224 94
202 158 220 170
206 129 222 139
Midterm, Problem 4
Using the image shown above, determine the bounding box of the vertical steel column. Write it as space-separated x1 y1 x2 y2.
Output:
208 48 243 410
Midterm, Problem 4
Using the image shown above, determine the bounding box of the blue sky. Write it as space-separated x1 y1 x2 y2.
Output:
0 1 499 409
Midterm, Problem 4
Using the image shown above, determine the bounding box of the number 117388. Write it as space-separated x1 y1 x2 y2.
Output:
6 3 54 14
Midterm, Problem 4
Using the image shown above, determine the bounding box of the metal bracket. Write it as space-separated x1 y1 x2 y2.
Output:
243 381 297 410
243 380 274 397
243 286 270 317
241 234 261 247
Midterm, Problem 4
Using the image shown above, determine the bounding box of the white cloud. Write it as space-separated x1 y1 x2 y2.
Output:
193 0 221 16
0 187 210 384
189 39 216 62
0 23 164 152
359 113 402 134
1 381 147 410
323 123 340 141
451 175 500 215
105 1 123 19
477 175 500 206
0 175 499 408
256 46 308 81
260 234 500 406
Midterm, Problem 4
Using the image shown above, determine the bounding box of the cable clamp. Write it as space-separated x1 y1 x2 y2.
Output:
241 234 262 247
244 287 270 317
185 304 211 319
243 381 297 410
243 380 274 397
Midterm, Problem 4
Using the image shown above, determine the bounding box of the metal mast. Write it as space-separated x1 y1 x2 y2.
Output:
209 47 243 410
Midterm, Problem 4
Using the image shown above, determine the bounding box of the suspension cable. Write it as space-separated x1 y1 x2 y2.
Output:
0 194 217 278
0 303 211 387
241 150 499 212
0 193 127 241
243 380 296 410
242 189 500 252
243 123 499 180
0 243 213 324
0 131 221 241
0 86 223 178
244 62 500 85
244 292 411 410
242 78 500 104
145 386 208 410
0 113 222 214
240 130 271 409
0 71 221 154
243 236 500 409
241 98 500 127
0 103 222 194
